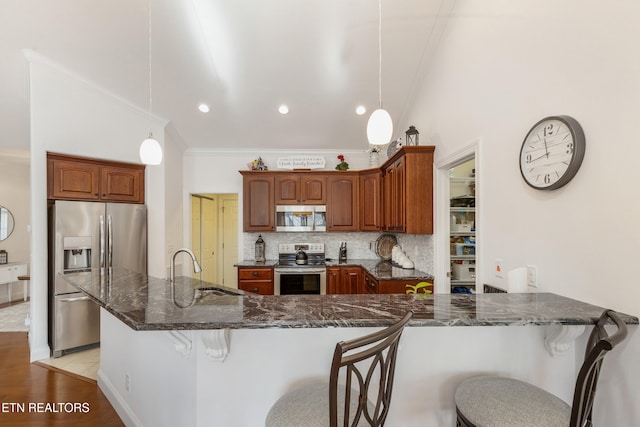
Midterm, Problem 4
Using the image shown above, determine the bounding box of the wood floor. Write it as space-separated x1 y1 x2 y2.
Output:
0 332 124 426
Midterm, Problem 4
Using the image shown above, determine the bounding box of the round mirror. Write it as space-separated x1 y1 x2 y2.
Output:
0 206 15 241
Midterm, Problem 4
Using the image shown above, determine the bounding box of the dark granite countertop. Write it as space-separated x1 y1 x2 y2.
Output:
234 260 279 267
236 258 434 282
60 267 638 332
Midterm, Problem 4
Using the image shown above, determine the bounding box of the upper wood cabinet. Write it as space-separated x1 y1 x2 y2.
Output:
239 146 434 234
326 174 358 231
383 156 405 232
275 174 326 204
382 146 434 234
241 172 275 232
47 153 145 203
359 169 382 231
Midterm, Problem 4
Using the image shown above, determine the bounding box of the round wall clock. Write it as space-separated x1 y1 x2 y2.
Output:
519 115 586 190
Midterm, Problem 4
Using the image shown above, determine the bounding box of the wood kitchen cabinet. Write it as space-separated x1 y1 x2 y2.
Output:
237 266 274 295
47 153 145 203
363 271 378 294
327 266 362 294
275 174 326 205
241 172 275 232
382 146 434 234
359 169 382 231
363 272 432 294
326 174 358 231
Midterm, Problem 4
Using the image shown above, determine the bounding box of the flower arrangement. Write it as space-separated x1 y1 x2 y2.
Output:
335 154 349 170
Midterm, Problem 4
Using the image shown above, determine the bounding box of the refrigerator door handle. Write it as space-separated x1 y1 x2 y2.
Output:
59 296 92 303
99 214 105 268
108 214 113 268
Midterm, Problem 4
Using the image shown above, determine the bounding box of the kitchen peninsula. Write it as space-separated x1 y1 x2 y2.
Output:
62 269 638 427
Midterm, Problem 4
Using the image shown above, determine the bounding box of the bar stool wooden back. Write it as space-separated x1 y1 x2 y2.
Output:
266 311 413 427
454 309 628 427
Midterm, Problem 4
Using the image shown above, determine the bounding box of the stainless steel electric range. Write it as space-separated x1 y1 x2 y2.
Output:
274 243 326 295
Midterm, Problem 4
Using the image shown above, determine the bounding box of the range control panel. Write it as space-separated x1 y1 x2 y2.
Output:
278 243 325 254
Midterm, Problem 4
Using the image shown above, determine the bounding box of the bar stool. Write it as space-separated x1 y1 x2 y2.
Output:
454 310 628 427
266 311 413 427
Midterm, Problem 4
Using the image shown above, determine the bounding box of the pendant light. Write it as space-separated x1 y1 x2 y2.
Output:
366 0 393 146
139 0 163 165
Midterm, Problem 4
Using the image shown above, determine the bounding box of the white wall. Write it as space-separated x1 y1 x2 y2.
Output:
400 1 640 424
27 51 179 360
0 154 30 263
182 149 374 261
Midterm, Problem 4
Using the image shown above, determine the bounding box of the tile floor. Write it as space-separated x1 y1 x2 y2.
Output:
37 347 100 381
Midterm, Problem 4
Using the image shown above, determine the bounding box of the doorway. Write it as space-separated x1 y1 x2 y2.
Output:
434 140 481 294
191 194 239 288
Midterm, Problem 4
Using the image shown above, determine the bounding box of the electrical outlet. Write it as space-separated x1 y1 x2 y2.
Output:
495 259 504 278
24 315 31 326
527 265 537 287
125 373 131 392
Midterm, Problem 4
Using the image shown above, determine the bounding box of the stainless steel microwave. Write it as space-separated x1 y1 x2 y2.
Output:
275 205 326 232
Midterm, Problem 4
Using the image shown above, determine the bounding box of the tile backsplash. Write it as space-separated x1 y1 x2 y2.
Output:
243 232 434 274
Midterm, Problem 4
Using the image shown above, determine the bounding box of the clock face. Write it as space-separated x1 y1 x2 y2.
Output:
519 115 585 190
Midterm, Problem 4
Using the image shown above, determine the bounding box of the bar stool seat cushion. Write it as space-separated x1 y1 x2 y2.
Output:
455 376 571 427
266 382 373 427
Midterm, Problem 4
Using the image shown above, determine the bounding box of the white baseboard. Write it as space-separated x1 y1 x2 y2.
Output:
98 369 144 427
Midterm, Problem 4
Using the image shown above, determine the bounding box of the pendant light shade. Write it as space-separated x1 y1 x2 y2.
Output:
140 0 162 165
367 0 393 146
140 133 163 165
367 108 393 145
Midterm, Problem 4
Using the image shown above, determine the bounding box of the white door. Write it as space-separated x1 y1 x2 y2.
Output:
221 197 238 288
201 197 218 283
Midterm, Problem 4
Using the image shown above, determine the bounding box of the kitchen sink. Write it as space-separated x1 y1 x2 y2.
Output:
196 286 242 296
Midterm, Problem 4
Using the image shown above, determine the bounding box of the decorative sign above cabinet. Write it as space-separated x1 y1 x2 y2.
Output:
277 156 326 170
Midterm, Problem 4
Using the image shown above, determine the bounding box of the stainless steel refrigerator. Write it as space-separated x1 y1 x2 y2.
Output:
48 200 147 357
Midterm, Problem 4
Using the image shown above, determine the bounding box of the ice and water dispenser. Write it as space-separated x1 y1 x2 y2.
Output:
63 236 92 272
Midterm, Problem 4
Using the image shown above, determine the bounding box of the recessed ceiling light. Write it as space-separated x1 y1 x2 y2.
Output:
278 105 289 115
356 105 366 115
198 103 210 113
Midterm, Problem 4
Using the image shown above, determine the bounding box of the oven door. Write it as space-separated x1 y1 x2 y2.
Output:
274 267 326 295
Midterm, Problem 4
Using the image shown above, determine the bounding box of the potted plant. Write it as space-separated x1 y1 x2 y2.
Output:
335 154 349 170
406 282 433 299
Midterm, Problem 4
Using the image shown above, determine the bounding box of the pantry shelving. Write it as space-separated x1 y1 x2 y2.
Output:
449 160 476 293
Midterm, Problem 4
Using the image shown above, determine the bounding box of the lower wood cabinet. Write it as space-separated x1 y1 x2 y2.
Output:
237 267 274 295
327 266 362 294
364 272 433 295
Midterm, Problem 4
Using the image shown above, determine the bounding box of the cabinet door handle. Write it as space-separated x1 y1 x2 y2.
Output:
252 287 259 292
252 271 258 276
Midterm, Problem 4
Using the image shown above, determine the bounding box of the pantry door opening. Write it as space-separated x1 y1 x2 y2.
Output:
434 140 482 294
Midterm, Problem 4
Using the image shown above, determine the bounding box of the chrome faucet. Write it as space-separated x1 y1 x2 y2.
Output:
170 248 202 282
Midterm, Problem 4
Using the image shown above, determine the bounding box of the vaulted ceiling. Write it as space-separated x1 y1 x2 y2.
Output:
0 0 450 153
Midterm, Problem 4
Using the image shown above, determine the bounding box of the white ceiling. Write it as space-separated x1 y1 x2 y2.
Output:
0 0 449 153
